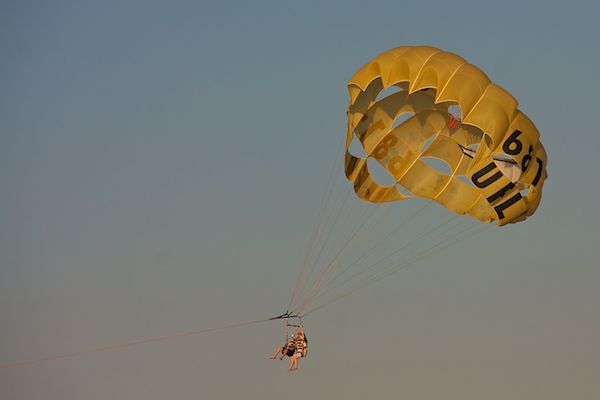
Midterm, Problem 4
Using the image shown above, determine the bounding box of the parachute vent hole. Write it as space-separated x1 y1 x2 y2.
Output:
493 153 518 163
448 104 462 120
456 175 473 186
375 84 406 102
395 183 413 197
492 153 522 183
446 104 462 130
367 157 397 186
420 134 436 154
348 134 368 158
421 157 452 175
392 111 414 129
460 143 478 159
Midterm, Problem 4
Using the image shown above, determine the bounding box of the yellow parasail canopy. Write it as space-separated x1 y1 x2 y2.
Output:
345 46 547 226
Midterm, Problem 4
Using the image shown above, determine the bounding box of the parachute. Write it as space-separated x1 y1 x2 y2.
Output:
345 46 547 226
284 46 548 318
0 48 548 370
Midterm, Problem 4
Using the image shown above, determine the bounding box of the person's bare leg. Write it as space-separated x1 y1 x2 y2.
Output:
288 354 299 371
271 346 283 359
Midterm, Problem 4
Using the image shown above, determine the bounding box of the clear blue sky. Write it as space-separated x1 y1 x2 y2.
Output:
1 1 599 399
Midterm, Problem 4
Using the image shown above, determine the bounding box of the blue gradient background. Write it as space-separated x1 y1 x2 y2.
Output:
1 1 599 399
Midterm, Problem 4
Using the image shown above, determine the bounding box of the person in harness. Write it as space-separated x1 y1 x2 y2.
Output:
270 334 296 360
288 330 307 371
270 322 308 371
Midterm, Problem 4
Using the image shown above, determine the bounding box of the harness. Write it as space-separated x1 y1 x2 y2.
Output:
283 317 307 357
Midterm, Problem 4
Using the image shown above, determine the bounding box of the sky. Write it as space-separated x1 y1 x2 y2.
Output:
1 0 599 399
